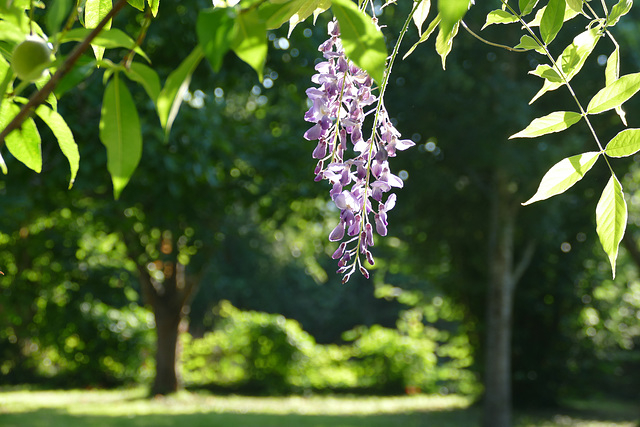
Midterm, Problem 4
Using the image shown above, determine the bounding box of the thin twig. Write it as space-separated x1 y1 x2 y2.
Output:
0 0 128 146
461 21 528 53
124 6 152 69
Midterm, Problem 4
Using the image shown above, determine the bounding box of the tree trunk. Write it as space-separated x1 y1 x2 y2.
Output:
135 258 198 396
151 296 183 395
482 175 535 427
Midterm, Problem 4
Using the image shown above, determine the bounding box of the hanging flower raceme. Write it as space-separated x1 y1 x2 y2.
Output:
304 20 415 283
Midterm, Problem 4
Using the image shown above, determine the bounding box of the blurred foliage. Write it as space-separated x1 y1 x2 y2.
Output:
181 301 478 395
0 205 154 386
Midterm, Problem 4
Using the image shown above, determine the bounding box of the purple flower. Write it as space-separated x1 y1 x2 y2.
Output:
305 20 414 283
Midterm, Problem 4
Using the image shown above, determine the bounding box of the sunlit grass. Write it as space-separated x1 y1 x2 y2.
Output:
0 387 637 427
0 387 472 416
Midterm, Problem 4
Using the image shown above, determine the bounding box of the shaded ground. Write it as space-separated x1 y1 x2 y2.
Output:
0 387 637 427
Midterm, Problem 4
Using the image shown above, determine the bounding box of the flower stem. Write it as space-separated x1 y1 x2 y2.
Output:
357 0 423 255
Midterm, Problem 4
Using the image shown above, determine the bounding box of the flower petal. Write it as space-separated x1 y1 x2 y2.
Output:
329 222 345 241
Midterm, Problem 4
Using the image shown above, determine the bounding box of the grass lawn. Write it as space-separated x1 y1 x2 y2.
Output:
0 387 637 427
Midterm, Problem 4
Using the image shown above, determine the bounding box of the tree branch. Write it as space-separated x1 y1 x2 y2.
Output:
461 21 528 53
513 240 536 286
0 0 128 145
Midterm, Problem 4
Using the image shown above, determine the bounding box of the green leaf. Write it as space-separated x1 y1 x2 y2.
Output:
0 151 7 174
596 174 627 279
85 0 112 29
522 151 600 205
84 0 112 61
34 105 79 188
258 1 302 30
529 64 563 83
482 9 518 30
605 46 620 87
60 28 151 63
604 47 627 125
604 129 640 158
514 35 544 53
288 0 330 36
33 78 58 110
0 102 42 173
510 111 582 139
560 28 601 79
125 62 161 105
257 0 327 31
0 20 24 43
313 0 331 23
540 0 565 44
530 79 562 104
331 0 387 85
519 0 539 15
437 0 470 38
156 46 204 138
0 55 13 103
527 2 579 27
607 0 632 26
231 9 268 82
46 0 72 34
127 0 145 11
566 0 583 13
147 0 160 17
99 73 142 199
530 27 600 103
587 72 640 114
197 8 237 73
54 55 96 98
404 14 440 59
412 0 431 36
435 21 459 70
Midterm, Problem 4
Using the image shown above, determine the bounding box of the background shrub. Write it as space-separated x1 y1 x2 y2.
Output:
181 301 478 395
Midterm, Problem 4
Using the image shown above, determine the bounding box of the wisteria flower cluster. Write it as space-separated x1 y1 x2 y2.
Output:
304 20 415 283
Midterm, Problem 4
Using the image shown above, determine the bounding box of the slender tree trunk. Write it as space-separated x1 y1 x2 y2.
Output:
482 174 535 427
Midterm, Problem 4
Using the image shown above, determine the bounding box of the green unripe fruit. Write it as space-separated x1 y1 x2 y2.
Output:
11 36 53 82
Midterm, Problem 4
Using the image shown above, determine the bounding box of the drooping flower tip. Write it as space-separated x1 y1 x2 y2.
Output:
341 271 352 284
365 222 374 247
364 249 375 266
332 242 347 259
